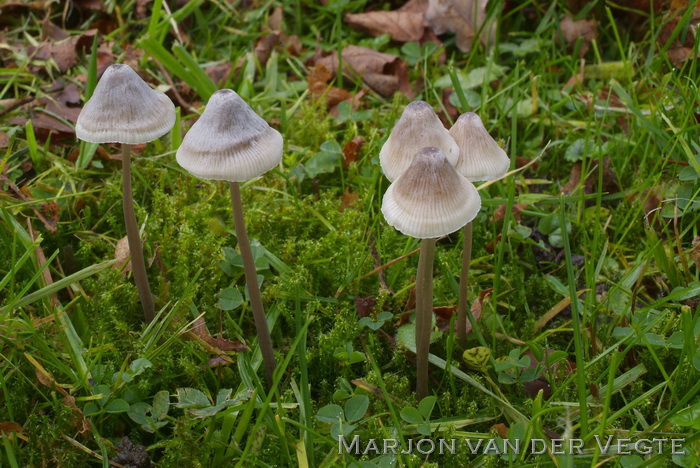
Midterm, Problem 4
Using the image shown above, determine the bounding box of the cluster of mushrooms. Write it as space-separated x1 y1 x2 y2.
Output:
379 101 510 398
75 64 510 396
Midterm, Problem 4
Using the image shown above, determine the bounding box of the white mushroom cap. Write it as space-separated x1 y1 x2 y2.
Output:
449 112 510 182
379 101 459 182
381 147 480 239
76 64 176 144
176 89 283 182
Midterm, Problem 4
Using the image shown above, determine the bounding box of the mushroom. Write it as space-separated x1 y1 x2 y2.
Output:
448 112 510 347
76 64 176 323
379 101 459 182
176 89 282 387
382 146 480 398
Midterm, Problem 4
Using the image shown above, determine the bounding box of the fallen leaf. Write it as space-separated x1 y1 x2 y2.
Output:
0 422 23 433
491 423 509 438
190 316 248 353
316 45 412 97
308 63 353 107
345 11 425 42
284 34 303 56
492 203 528 222
355 295 376 318
206 63 232 87
340 187 358 211
114 236 132 273
0 130 8 148
562 157 618 195
254 33 279 67
342 136 365 169
560 14 598 58
136 0 154 19
268 6 284 31
433 306 456 331
425 0 495 52
438 88 459 126
42 20 69 41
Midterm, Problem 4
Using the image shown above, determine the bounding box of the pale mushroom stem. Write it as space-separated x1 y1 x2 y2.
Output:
457 221 473 347
121 143 155 323
229 181 276 388
415 238 436 400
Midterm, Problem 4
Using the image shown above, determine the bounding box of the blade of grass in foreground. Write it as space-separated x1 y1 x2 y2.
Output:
559 194 589 436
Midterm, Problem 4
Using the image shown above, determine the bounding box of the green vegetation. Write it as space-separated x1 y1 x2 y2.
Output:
1 0 699 466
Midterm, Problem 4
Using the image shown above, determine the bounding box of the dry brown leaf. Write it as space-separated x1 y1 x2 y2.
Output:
190 316 248 353
562 157 618 195
316 45 411 97
340 187 358 212
136 0 154 19
42 21 69 41
492 203 528 222
345 11 425 42
114 236 132 273
284 34 303 56
0 422 23 433
491 423 509 438
206 63 232 87
355 295 376 318
560 14 598 58
308 63 353 107
255 33 279 67
0 130 9 148
433 306 456 331
269 6 284 32
425 0 495 52
343 136 365 169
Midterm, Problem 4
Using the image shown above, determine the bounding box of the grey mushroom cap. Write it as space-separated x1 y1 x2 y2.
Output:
379 101 459 182
176 89 283 182
449 112 510 182
76 64 176 144
381 146 480 239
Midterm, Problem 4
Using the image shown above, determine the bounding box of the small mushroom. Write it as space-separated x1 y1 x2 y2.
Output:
382 146 480 398
379 101 459 182
449 112 510 347
176 89 282 387
76 64 176 323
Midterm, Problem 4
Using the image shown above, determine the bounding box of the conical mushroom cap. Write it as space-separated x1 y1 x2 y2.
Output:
449 112 510 182
379 101 459 182
76 64 176 144
381 147 480 239
176 89 283 182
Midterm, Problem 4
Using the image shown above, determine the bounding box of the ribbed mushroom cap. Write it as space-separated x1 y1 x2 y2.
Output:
76 64 176 144
379 101 459 182
449 112 510 182
381 147 480 239
176 89 283 182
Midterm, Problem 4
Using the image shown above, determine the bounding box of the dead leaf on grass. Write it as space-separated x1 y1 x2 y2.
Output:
114 236 132 273
316 45 412 97
492 203 528 222
0 422 23 433
340 187 359 212
308 63 352 107
560 14 598 58
190 316 248 353
425 0 495 52
0 130 9 148
345 10 425 42
342 136 365 169
255 33 280 67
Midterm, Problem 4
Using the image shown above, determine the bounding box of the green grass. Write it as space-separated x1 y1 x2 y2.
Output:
1 1 699 467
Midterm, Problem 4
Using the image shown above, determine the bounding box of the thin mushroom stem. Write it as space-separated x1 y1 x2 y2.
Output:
415 238 436 400
229 182 276 388
457 221 473 347
121 143 155 322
